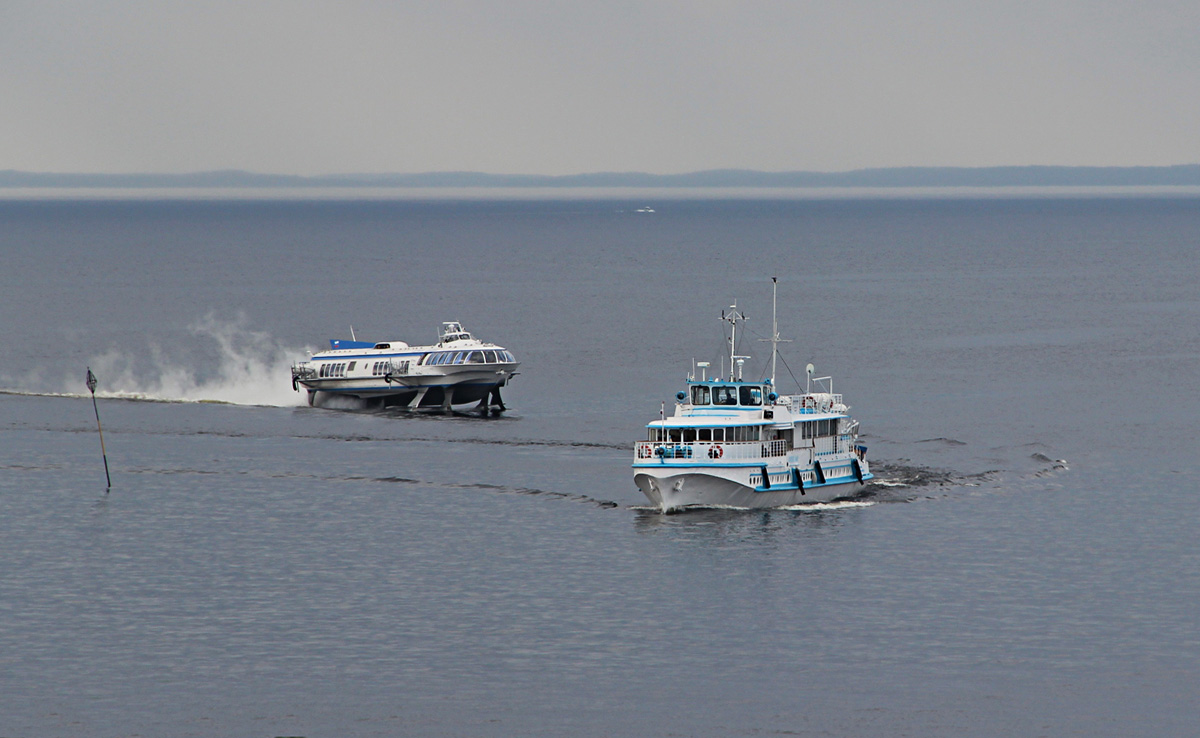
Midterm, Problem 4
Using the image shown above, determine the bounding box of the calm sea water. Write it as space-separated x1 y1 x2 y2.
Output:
1 194 1198 737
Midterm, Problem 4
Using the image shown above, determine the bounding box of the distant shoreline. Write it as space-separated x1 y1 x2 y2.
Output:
3 165 1200 189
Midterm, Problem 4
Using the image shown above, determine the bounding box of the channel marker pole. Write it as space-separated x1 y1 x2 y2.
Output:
86 367 111 489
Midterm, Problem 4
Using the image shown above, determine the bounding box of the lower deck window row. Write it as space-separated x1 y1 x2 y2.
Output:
649 419 839 444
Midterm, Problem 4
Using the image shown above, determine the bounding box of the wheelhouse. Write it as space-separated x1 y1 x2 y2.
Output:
686 381 765 407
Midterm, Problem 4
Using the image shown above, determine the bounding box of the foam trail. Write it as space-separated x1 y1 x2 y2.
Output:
45 315 312 407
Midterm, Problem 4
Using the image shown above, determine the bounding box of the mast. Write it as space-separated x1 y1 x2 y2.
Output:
722 302 747 381
759 276 791 385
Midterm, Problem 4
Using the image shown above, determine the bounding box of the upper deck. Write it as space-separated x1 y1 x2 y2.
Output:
652 379 845 426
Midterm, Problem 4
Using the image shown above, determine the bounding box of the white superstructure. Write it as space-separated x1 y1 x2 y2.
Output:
291 322 518 412
633 281 872 511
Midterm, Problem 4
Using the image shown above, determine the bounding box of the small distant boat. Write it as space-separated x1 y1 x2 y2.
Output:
633 279 872 511
291 322 518 412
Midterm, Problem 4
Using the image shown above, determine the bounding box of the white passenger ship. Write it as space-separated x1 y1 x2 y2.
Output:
291 322 518 411
633 280 872 511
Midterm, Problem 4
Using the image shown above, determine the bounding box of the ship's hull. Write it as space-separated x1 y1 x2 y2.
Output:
634 463 872 511
300 369 513 409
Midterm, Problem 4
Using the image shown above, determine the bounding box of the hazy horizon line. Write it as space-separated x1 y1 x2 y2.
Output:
3 164 1200 189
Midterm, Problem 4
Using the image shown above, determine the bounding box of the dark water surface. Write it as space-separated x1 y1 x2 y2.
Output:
2 195 1198 736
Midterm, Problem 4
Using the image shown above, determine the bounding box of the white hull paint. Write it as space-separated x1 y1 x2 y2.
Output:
634 469 869 511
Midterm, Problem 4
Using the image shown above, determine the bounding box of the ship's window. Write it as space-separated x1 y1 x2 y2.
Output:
348 362 356 372
469 351 484 363
505 351 515 362
669 428 682 443
683 428 696 443
483 350 495 363
698 428 711 441
691 385 710 405
712 428 724 442
713 386 737 405
739 385 763 406
452 352 465 364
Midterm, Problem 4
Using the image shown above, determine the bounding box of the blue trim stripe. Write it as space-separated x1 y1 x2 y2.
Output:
311 381 502 394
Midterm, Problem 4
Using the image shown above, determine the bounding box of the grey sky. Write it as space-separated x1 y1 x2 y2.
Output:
3 1 1198 175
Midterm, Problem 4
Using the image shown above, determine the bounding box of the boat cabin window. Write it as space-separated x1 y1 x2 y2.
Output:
726 425 761 442
647 426 761 444
319 362 348 378
348 362 356 371
468 351 484 363
799 420 837 439
484 350 497 363
739 385 763 406
712 386 738 405
691 385 710 405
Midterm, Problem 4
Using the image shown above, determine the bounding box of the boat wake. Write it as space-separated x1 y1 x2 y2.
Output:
0 314 312 407
112 463 621 509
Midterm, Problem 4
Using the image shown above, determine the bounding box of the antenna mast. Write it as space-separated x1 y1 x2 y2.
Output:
722 302 747 381
758 276 792 385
